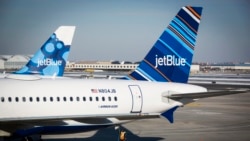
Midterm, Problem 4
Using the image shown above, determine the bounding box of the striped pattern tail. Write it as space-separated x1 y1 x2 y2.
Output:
14 26 75 76
124 6 202 83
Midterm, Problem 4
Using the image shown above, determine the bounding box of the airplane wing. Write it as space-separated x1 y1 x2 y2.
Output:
0 113 160 123
165 89 249 105
0 115 160 136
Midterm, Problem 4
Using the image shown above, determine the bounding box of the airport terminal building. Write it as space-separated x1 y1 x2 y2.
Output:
1 55 250 73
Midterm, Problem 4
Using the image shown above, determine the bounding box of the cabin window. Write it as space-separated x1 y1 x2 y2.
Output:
8 97 12 102
1 97 4 102
22 97 26 102
76 97 80 102
0 96 119 103
29 97 33 102
43 97 47 102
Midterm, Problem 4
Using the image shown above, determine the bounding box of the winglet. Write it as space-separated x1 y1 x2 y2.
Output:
14 26 76 76
124 6 203 83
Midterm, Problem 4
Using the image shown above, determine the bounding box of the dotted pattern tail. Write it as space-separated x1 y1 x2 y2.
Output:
14 26 75 76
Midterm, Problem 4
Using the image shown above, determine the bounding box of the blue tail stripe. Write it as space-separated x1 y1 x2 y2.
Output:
174 17 196 39
171 21 195 46
157 37 193 61
121 75 133 80
192 7 202 16
168 25 195 52
137 61 169 81
129 71 148 81
172 69 190 83
157 64 191 82
178 8 200 32
162 30 194 64
136 67 156 81
154 38 192 61
161 28 194 55
131 68 153 81
165 28 194 57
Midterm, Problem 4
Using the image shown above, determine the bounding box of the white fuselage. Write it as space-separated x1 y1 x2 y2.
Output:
0 76 207 136
0 77 206 121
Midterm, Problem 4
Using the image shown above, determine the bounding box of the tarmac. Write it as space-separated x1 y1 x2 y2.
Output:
42 84 250 141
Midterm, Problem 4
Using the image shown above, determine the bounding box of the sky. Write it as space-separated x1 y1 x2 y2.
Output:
0 0 249 63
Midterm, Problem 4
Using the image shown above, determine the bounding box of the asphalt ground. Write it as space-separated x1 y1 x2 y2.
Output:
43 85 250 141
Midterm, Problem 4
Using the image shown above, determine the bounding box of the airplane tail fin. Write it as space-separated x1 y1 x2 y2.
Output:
124 6 202 83
14 26 76 76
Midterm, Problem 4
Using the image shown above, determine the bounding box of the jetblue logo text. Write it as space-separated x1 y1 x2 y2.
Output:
37 59 62 67
154 55 186 68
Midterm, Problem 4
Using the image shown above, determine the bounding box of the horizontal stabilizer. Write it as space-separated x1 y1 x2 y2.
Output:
167 89 249 101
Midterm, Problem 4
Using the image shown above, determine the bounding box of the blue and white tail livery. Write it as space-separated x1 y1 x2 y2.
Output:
124 6 202 83
14 26 76 76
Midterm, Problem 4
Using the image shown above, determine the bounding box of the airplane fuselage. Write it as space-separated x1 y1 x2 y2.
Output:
0 76 206 122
